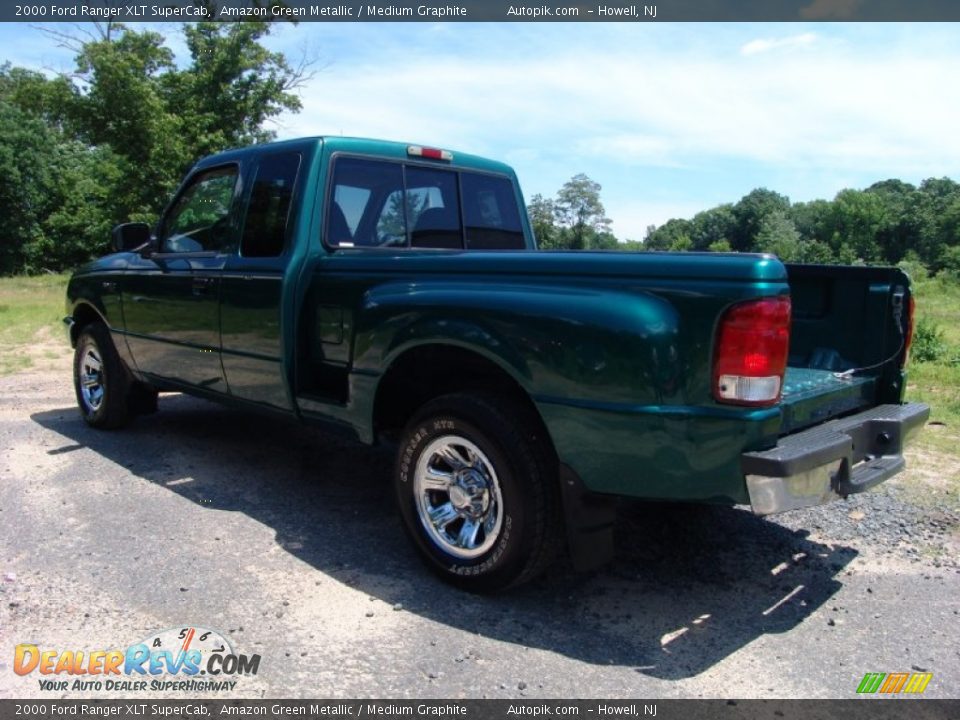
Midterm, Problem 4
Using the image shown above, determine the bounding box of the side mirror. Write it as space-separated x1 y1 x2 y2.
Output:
111 223 152 253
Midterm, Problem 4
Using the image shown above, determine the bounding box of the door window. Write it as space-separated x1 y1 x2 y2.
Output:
160 166 238 253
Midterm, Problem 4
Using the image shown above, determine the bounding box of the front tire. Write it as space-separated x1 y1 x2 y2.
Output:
395 393 560 592
73 322 131 429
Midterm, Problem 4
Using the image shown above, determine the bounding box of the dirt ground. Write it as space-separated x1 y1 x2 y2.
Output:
1 347 957 699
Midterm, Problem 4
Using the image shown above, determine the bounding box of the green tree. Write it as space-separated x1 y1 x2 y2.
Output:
865 179 920 264
67 21 306 219
554 173 612 250
825 189 888 262
0 100 57 273
644 217 693 251
916 178 960 270
732 188 790 251
790 199 832 245
0 63 74 128
0 21 309 273
689 204 736 250
797 239 836 264
527 193 560 249
755 209 802 261
172 22 306 160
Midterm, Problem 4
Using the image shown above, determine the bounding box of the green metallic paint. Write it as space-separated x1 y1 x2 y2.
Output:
65 136 912 505
293 249 790 500
66 256 137 367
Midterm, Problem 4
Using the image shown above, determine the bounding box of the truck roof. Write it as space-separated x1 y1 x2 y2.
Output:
194 136 516 177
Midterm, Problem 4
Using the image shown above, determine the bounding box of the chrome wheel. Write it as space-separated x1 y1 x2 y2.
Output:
414 435 504 560
79 345 105 412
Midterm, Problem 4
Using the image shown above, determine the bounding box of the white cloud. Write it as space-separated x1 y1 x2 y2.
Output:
574 135 682 167
740 32 819 56
270 25 960 237
283 46 960 173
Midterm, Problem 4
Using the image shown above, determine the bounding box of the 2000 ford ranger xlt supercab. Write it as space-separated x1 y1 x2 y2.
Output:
65 137 929 591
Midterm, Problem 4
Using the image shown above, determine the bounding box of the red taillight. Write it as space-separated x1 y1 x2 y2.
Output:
713 296 791 406
903 295 916 365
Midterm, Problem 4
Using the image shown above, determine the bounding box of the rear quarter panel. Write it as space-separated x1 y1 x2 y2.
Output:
302 251 788 504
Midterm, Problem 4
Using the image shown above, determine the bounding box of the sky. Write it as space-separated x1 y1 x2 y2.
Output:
3 21 960 241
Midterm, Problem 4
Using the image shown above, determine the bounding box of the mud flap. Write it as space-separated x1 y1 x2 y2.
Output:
559 463 617 572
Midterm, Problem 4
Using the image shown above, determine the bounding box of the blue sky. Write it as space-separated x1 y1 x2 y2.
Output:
3 22 960 240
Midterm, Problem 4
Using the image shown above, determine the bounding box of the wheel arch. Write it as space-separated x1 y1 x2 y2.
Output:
372 341 555 456
69 301 107 347
377 342 618 580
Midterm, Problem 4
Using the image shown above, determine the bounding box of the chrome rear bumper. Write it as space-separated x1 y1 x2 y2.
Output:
741 402 929 515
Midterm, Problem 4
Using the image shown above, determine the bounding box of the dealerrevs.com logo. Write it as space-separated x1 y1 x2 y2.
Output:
14 626 260 693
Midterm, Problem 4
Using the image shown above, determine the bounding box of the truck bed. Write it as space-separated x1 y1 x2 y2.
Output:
780 367 876 435
779 263 911 436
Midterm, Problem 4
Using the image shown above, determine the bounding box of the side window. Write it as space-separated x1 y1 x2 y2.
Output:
240 152 301 258
461 173 525 250
160 166 237 253
327 158 403 247
406 167 462 249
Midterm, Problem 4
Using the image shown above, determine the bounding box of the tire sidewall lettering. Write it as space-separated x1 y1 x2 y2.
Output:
448 515 512 576
399 414 517 575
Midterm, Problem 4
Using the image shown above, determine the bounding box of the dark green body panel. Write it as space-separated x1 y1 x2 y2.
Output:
220 269 289 409
294 250 789 503
119 253 226 390
65 136 913 507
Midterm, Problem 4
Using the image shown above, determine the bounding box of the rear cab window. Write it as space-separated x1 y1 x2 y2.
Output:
325 156 526 250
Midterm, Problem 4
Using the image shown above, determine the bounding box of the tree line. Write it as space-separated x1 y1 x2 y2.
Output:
3 20 958 278
531 174 960 277
0 20 305 275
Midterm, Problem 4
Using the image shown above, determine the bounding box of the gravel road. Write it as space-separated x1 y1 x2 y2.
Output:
1 364 958 699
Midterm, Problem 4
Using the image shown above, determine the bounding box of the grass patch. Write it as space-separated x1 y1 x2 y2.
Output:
905 275 960 466
0 270 956 433
910 274 960 349
0 274 69 376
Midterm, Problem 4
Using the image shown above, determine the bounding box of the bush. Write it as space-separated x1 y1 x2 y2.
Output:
912 318 947 363
897 257 929 282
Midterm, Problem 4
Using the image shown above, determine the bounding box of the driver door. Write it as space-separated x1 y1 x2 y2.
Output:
122 164 239 391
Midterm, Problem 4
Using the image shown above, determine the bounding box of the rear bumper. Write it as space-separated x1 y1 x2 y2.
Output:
741 402 929 515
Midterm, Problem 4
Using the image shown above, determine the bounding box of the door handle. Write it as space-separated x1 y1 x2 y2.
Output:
192 276 215 295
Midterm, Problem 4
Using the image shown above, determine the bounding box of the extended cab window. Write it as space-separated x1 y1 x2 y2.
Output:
160 166 238 253
326 156 524 251
241 152 301 258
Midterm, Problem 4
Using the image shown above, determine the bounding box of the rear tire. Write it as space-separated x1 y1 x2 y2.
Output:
73 322 131 429
395 393 561 592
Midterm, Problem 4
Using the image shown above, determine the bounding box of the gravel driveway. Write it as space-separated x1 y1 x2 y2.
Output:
1 365 957 699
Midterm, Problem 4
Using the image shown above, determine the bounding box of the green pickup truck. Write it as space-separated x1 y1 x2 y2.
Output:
65 136 929 591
